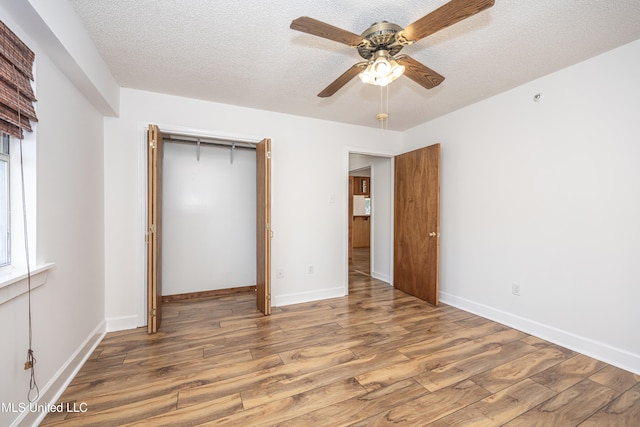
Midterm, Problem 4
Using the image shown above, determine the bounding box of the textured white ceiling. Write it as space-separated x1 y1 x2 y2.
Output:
68 0 640 131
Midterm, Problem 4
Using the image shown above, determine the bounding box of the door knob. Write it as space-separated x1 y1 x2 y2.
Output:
429 232 437 238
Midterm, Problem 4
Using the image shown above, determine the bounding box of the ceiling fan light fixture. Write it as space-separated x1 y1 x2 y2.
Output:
359 50 405 87
372 51 391 77
358 70 377 85
388 57 405 79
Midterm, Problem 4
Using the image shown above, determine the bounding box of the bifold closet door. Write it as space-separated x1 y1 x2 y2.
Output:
256 138 271 315
147 124 164 333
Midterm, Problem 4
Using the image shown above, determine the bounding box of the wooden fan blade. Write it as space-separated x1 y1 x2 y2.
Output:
401 0 494 42
318 63 364 97
396 56 445 90
291 16 364 46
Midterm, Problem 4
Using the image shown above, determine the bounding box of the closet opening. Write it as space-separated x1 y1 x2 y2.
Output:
163 132 257 298
145 124 271 333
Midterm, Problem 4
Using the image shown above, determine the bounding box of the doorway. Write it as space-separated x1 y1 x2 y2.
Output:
347 144 441 305
145 124 271 333
347 153 394 290
350 168 371 276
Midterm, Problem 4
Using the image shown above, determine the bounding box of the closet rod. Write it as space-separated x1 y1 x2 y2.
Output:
163 133 257 150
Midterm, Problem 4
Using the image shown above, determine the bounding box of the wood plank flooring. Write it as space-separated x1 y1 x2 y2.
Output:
41 249 640 426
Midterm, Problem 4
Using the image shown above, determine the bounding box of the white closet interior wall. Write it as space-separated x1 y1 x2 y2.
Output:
162 141 256 295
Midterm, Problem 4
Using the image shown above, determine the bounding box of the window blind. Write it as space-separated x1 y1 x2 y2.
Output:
0 19 37 139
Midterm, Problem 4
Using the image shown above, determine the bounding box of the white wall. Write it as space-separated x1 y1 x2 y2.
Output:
163 142 256 294
0 9 105 427
369 156 393 283
403 39 640 374
103 89 403 328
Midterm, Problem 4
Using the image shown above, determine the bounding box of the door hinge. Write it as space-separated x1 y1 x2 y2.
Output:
266 151 271 159
150 139 156 149
150 224 156 234
149 309 156 317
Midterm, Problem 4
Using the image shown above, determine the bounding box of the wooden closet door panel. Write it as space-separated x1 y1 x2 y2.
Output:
147 124 164 332
256 138 271 315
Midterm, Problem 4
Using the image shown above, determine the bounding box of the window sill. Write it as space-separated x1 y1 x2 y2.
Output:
0 263 55 305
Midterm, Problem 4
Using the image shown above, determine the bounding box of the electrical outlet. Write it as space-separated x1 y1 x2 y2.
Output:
276 269 284 279
307 265 314 274
512 283 521 296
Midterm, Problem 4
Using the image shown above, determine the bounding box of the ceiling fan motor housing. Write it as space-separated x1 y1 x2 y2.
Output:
357 21 404 59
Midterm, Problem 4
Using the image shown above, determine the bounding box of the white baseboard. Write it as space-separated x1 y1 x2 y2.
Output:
15 320 106 427
371 271 391 283
273 286 346 307
439 291 640 375
106 315 139 332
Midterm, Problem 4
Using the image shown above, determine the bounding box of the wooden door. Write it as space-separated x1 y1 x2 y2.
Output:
256 138 271 315
147 124 164 332
394 143 440 305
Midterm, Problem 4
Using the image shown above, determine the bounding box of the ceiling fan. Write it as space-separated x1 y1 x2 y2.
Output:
290 0 495 97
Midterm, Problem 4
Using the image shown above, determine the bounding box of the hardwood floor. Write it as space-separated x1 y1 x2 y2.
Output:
351 246 370 277
41 251 639 426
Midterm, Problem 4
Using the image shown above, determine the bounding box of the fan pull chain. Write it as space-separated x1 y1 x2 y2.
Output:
386 84 389 131
380 85 384 131
377 84 389 131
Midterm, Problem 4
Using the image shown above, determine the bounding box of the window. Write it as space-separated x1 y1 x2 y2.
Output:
0 133 9 267
0 20 53 305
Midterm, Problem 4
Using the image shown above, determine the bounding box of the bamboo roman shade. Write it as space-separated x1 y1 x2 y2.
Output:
0 19 37 138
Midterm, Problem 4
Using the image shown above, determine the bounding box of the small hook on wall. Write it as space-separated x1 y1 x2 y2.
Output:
230 142 236 164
